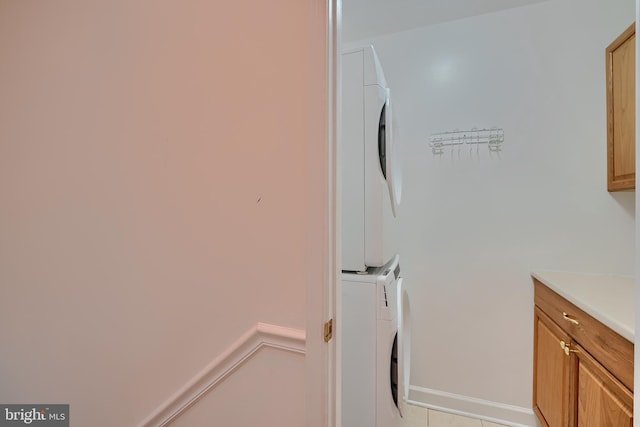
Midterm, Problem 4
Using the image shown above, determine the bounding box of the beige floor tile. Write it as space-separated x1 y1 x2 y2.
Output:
428 409 482 427
402 403 428 427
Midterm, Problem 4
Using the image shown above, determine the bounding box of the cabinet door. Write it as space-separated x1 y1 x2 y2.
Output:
606 23 636 191
534 308 571 427
572 343 633 427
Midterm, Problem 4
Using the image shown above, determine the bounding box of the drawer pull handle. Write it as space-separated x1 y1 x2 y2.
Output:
562 312 579 325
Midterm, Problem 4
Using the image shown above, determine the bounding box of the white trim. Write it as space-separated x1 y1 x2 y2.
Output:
305 1 338 427
328 1 340 427
333 1 343 426
137 323 305 427
409 385 538 427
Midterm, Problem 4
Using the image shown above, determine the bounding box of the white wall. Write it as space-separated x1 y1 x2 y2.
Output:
348 0 635 422
0 1 327 425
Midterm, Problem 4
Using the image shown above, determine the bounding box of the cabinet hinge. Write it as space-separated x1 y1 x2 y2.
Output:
323 319 333 343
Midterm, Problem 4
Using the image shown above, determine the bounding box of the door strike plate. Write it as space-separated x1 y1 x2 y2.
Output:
324 319 333 343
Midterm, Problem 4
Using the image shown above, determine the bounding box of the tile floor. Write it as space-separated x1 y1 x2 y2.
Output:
403 403 509 427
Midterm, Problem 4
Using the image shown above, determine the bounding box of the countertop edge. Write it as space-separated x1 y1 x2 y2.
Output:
531 271 635 343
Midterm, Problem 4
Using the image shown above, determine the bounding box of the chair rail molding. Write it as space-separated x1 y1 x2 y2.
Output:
137 322 306 427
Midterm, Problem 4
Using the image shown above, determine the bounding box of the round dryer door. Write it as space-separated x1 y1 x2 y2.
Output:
382 88 402 217
397 277 411 411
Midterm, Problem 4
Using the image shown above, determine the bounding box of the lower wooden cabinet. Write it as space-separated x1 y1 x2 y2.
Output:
534 308 571 427
574 345 633 427
533 280 634 427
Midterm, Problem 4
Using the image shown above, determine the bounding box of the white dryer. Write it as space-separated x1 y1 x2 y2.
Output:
341 255 412 427
341 46 403 272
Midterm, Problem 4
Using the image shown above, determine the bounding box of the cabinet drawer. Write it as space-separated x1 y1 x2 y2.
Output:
534 279 634 392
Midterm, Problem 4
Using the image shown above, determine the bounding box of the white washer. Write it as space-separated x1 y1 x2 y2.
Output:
342 255 412 427
341 45 403 272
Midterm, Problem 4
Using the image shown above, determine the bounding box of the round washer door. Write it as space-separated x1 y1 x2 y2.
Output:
383 88 402 217
397 277 411 409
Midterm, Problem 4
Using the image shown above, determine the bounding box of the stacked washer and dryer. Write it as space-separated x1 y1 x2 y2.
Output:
341 45 412 427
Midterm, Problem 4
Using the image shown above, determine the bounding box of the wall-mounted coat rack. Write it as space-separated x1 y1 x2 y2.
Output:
429 127 504 155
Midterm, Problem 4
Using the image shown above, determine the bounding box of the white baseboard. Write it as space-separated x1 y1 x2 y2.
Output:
408 385 539 427
137 322 306 427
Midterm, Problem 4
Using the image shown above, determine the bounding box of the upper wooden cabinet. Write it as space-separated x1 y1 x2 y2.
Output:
606 23 636 191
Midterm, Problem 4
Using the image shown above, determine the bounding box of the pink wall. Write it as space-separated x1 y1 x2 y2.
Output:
0 1 326 425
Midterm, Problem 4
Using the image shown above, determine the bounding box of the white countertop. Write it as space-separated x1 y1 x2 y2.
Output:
531 270 635 342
